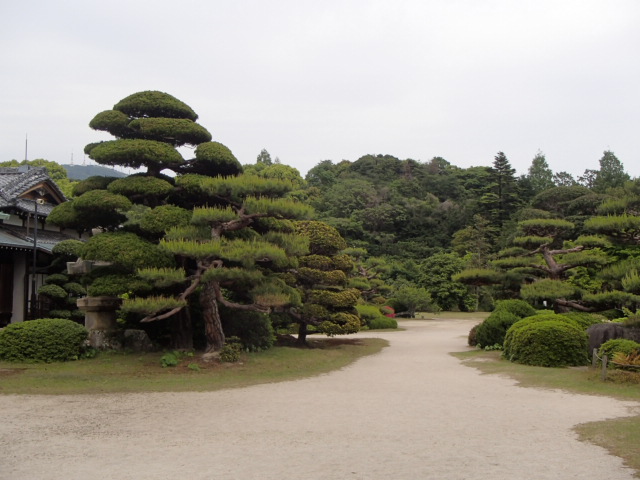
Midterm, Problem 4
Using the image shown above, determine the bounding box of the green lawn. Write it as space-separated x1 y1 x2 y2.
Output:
454 348 640 478
0 337 388 395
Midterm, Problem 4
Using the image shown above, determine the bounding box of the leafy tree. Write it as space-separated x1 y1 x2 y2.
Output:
256 148 273 165
526 151 555 195
593 150 630 193
480 152 521 231
553 171 577 187
418 252 473 311
388 284 437 317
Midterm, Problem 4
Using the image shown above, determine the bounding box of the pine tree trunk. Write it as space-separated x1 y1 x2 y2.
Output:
201 282 225 352
297 322 308 346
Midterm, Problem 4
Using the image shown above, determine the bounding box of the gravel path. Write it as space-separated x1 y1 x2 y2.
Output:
1 318 638 480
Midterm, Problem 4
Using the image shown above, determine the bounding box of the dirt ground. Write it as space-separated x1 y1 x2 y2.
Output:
1 318 638 480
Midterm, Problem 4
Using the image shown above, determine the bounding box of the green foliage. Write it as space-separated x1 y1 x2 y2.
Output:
0 318 88 362
520 279 582 303
598 339 640 361
294 220 348 255
561 312 606 330
220 308 274 351
128 117 212 146
63 282 86 296
468 323 481 346
308 288 360 308
219 337 243 363
505 320 588 367
296 267 347 286
37 284 68 300
82 232 175 271
51 240 85 259
107 175 174 199
582 290 640 309
113 90 198 121
138 205 191 237
418 253 471 310
121 295 188 316
453 268 502 286
89 109 132 137
192 141 242 176
388 285 438 316
503 313 578 358
493 299 537 318
88 139 183 170
44 273 69 286
87 274 150 297
518 218 575 237
136 268 187 289
367 316 398 329
191 206 239 225
72 176 118 196
355 304 397 329
475 310 519 348
160 351 180 367
318 312 361 336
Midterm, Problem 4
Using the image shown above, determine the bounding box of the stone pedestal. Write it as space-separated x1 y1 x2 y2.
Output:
77 296 122 349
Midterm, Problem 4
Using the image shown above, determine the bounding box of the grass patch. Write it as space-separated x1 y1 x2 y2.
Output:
454 348 640 477
0 337 388 395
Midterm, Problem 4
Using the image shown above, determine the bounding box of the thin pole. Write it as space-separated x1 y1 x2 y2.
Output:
30 200 38 318
25 134 28 161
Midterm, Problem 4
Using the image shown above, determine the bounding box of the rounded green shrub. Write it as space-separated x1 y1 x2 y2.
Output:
367 316 398 329
468 323 481 347
503 313 578 359
0 318 88 362
506 320 588 367
475 310 519 348
493 299 536 318
44 273 69 286
38 284 68 300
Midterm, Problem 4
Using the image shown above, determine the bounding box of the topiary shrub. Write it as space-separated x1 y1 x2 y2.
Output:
356 304 397 329
493 299 536 318
468 323 481 347
367 316 398 329
503 313 578 360
506 320 588 367
0 318 88 362
475 310 519 348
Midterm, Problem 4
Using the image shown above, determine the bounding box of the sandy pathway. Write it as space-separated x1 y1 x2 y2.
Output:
1 318 638 480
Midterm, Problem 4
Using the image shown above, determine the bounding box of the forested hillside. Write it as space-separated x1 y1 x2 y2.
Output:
286 149 638 313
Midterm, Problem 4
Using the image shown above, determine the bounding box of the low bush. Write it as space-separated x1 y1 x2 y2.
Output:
493 299 536 318
475 310 519 348
468 323 481 347
506 320 588 367
503 313 578 359
0 318 88 362
219 337 243 363
599 339 640 361
356 304 397 329
368 316 398 329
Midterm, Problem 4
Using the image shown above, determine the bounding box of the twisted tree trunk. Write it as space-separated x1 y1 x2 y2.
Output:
201 281 225 352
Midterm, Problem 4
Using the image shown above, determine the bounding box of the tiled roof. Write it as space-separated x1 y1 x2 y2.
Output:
0 167 67 215
0 225 80 253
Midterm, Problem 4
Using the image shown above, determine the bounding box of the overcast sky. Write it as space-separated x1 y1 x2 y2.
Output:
1 1 639 179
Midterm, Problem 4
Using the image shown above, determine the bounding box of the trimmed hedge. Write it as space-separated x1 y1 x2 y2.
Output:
0 318 88 362
506 320 588 367
503 313 578 360
475 310 519 348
